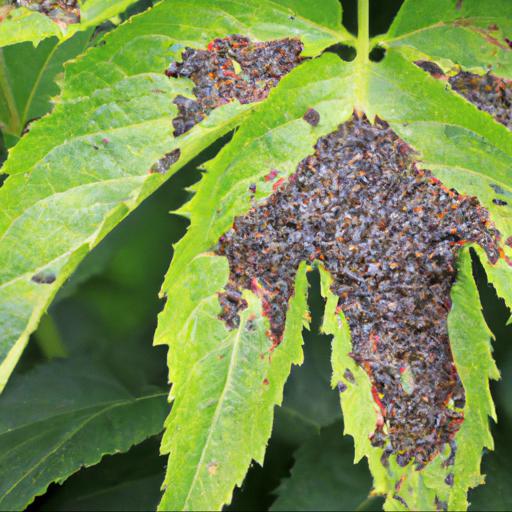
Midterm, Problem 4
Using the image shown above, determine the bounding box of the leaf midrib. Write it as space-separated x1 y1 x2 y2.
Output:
181 313 246 509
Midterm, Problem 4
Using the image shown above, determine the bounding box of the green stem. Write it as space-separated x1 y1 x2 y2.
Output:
357 0 370 65
355 0 370 111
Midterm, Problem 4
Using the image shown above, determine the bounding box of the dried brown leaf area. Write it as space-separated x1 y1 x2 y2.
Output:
9 0 80 24
166 35 304 136
416 61 512 130
216 115 501 468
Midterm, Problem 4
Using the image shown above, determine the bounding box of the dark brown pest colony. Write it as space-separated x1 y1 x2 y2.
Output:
216 114 501 468
12 0 80 24
416 61 512 130
165 35 303 136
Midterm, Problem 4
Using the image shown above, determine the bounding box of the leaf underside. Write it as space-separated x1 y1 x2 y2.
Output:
0 0 511 510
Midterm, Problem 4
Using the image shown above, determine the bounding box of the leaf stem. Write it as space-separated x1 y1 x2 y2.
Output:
355 0 370 110
357 0 370 65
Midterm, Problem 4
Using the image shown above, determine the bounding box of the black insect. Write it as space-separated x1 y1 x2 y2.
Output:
343 368 355 383
493 198 508 206
337 381 347 393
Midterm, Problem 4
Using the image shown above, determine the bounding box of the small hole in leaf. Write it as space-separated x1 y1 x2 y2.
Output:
369 46 386 62
324 43 356 62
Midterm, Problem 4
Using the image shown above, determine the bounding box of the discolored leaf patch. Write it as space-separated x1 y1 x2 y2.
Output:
166 35 304 136
216 114 502 469
416 61 512 130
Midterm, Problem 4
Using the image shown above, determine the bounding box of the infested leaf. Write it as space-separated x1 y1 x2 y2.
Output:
1 0 511 510
0 0 139 47
0 0 342 392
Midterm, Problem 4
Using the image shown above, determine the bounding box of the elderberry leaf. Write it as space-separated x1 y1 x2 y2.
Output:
271 423 377 511
0 29 93 147
0 357 168 511
156 258 308 511
0 0 342 392
382 0 512 79
0 0 138 48
154 54 357 509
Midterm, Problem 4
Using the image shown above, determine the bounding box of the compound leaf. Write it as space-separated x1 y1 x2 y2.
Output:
383 0 512 78
0 0 343 392
154 54 357 510
0 29 92 147
0 357 168 511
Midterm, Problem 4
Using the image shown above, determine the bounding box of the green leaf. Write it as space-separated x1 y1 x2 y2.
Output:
382 0 512 78
0 0 343 391
154 54 355 509
0 357 168 510
0 0 139 47
0 29 92 147
156 257 308 511
39 437 166 512
271 423 378 512
274 323 341 445
324 248 500 511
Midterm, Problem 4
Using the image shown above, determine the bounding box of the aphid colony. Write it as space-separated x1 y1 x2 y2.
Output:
217 114 501 468
417 61 512 130
165 35 303 136
11 0 79 24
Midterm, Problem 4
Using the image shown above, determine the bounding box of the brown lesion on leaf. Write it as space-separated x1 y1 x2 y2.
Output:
416 60 512 130
31 270 56 284
164 35 304 136
6 1 80 25
452 17 512 53
214 113 503 469
148 149 181 175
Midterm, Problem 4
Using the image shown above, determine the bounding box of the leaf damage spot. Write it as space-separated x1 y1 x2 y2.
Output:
148 149 181 174
215 114 502 469
207 461 219 476
165 35 303 136
417 61 512 130
303 108 320 127
31 271 56 284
